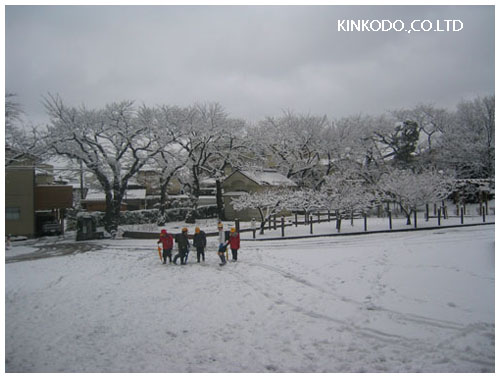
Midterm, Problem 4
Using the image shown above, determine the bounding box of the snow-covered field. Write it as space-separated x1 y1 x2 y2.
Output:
5 224 494 373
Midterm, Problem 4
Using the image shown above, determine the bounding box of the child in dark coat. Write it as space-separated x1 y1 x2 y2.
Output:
193 226 207 263
174 227 190 265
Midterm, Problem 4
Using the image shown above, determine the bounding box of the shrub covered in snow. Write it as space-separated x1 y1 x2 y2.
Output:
160 205 219 224
72 205 219 229
166 196 193 209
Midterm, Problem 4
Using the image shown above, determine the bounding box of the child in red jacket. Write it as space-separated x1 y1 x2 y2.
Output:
228 227 240 261
157 229 174 264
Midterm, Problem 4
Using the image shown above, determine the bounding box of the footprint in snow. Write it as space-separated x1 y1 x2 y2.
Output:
265 365 278 372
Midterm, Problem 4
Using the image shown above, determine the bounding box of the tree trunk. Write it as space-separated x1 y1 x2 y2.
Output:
104 194 122 236
158 181 169 225
186 167 201 223
258 209 267 234
259 221 267 235
216 179 225 221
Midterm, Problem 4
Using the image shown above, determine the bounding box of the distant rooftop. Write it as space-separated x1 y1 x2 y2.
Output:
85 189 147 201
233 169 297 187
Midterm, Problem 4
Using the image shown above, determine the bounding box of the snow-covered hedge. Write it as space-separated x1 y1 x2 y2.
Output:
120 209 162 225
167 197 193 209
71 205 219 228
158 205 219 224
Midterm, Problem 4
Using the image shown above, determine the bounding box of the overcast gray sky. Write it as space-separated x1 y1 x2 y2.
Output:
5 5 494 125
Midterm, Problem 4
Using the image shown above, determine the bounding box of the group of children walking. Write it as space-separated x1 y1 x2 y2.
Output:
157 222 240 267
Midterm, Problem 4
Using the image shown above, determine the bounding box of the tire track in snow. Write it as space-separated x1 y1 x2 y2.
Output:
226 262 494 372
245 260 465 332
234 260 494 370
226 264 421 354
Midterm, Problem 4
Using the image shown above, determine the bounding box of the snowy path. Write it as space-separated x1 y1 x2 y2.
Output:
5 225 494 372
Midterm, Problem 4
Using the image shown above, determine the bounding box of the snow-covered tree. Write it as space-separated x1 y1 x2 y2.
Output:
256 111 327 188
318 175 376 230
158 153 188 208
6 92 22 131
284 188 323 222
375 168 456 224
202 117 252 221
318 114 384 188
372 118 420 169
5 93 46 166
321 176 375 213
436 95 494 178
5 125 41 166
42 95 163 234
170 103 249 222
231 189 290 234
139 105 190 218
391 104 451 153
391 104 453 169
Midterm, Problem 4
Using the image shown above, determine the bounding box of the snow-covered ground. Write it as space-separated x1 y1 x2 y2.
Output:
5 223 494 373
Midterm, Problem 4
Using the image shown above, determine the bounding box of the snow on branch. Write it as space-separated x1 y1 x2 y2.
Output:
376 168 456 210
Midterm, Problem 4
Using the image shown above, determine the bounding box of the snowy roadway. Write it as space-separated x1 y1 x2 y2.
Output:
5 225 494 372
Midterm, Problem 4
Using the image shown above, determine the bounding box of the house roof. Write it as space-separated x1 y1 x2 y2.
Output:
223 191 247 196
226 169 297 187
124 189 147 199
84 189 147 201
66 181 84 189
200 177 219 187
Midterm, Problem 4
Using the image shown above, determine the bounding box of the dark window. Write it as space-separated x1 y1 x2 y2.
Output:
6 207 20 220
